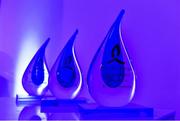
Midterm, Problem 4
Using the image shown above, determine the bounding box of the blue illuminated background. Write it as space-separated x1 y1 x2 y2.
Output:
0 0 179 119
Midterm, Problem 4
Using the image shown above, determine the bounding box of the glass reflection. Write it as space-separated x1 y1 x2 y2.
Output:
18 105 47 121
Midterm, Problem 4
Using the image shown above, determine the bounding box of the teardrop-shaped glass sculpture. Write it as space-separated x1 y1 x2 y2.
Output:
87 9 136 107
49 30 82 99
22 38 50 96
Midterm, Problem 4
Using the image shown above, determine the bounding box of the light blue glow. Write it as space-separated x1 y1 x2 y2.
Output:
14 32 39 96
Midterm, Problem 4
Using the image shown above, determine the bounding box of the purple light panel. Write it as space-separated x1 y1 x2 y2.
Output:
0 0 179 119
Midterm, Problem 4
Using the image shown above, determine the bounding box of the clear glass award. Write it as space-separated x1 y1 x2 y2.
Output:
87 9 136 107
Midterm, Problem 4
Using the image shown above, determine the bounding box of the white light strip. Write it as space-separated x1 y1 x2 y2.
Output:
119 24 136 100
37 63 49 95
71 45 82 98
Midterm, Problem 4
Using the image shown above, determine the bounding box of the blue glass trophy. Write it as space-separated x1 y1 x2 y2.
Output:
16 38 50 104
48 30 83 100
87 9 136 107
